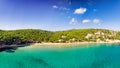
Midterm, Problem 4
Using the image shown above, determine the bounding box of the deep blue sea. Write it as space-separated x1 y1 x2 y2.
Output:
0 43 120 68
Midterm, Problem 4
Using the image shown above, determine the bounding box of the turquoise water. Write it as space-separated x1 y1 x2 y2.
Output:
0 43 120 68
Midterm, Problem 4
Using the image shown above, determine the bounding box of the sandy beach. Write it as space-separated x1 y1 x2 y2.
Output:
1 41 120 50
29 41 120 47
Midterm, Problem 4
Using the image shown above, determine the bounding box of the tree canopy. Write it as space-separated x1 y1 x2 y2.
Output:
0 29 119 45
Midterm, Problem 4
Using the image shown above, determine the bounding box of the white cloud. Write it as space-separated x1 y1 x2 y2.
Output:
82 19 91 23
70 18 78 24
52 5 69 11
52 5 58 9
81 18 101 24
93 19 100 24
74 7 87 14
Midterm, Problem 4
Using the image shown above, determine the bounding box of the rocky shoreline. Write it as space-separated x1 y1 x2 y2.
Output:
0 44 30 52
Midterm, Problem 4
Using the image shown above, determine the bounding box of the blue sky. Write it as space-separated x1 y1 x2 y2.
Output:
0 0 120 31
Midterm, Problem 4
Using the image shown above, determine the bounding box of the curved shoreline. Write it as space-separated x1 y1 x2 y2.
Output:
0 42 120 52
30 42 120 46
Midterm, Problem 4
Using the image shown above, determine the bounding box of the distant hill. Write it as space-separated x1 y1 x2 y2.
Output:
50 29 120 43
0 29 120 45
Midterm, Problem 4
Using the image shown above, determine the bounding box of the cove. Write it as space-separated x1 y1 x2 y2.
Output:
0 43 120 68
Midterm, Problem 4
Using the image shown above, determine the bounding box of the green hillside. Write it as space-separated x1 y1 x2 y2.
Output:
50 29 119 42
0 29 53 45
0 29 120 45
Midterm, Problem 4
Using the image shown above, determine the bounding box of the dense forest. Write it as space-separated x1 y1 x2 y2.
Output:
0 29 53 45
0 29 120 46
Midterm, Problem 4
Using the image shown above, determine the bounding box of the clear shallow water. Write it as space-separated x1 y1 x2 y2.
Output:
0 44 120 68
